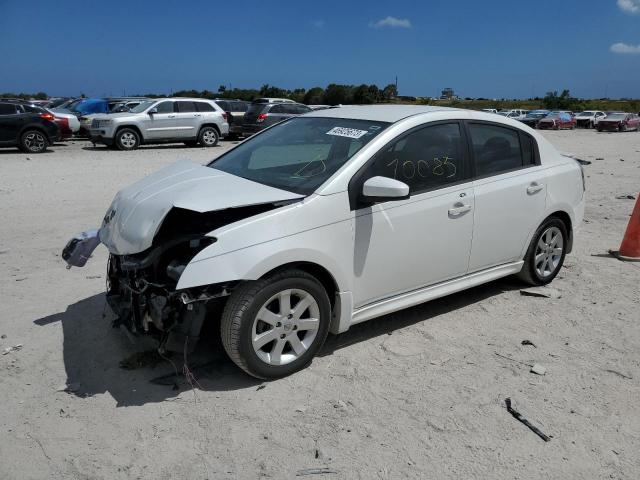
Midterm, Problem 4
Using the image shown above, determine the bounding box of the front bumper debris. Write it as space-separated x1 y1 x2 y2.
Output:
62 229 101 268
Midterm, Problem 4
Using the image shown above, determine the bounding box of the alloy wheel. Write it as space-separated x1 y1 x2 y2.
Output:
534 226 563 278
120 132 137 148
251 289 320 366
24 132 46 152
202 129 217 145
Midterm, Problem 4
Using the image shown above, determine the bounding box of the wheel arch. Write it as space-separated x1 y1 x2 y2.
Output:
198 123 221 136
19 125 51 143
547 210 573 253
114 124 144 142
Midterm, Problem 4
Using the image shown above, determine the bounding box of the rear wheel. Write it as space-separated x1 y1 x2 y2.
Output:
518 217 568 286
115 128 140 150
220 269 331 379
19 130 48 153
198 126 219 147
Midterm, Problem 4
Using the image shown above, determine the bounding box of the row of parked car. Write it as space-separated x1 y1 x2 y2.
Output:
2 96 639 154
482 108 640 132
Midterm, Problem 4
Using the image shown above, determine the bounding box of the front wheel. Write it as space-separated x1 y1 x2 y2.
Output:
115 128 140 150
518 218 568 286
20 130 48 153
221 269 331 379
198 126 219 147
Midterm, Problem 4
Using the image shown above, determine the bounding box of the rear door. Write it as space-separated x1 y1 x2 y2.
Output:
466 122 547 272
174 101 199 138
141 100 179 139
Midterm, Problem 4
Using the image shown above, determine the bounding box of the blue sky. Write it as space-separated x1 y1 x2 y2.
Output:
1 0 639 98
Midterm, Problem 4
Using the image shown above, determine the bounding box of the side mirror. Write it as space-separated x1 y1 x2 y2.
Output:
148 107 158 115
361 176 409 203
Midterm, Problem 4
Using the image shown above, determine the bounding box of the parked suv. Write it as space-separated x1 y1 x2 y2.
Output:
0 101 60 153
242 101 312 136
89 98 229 150
213 99 250 138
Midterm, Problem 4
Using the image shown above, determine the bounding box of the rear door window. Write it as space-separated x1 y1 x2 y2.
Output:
176 101 196 113
215 101 229 111
468 123 533 177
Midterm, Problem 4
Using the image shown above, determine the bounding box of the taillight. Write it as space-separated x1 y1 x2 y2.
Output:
40 113 55 121
256 113 268 123
221 113 228 121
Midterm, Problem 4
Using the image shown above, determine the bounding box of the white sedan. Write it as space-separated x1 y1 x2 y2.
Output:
63 106 586 379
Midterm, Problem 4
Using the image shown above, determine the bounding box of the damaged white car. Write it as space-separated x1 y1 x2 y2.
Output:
63 106 586 379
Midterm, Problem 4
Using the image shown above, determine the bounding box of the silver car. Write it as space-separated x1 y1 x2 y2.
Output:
89 98 229 150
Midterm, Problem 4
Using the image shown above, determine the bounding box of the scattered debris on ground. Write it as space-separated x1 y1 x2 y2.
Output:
119 350 164 370
505 398 551 442
2 344 22 355
521 340 537 348
615 194 636 200
530 364 547 375
604 369 632 380
296 467 339 476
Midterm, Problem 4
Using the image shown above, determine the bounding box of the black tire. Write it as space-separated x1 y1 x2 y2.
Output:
221 269 331 379
197 126 219 147
517 217 568 286
115 128 140 151
19 130 48 153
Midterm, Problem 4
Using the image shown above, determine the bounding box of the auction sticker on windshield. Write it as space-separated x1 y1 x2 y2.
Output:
326 127 369 139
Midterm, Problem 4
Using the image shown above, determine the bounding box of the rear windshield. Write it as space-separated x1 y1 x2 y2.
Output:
209 117 390 195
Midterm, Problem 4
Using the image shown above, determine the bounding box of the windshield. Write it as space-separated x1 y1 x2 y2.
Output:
527 112 547 118
605 113 626 120
209 117 390 195
129 100 157 113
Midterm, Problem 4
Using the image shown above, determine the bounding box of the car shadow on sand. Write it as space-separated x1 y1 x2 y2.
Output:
81 143 228 152
33 278 520 406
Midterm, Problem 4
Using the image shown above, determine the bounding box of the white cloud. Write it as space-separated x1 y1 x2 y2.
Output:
610 42 640 53
369 16 412 29
311 20 324 28
618 0 640 14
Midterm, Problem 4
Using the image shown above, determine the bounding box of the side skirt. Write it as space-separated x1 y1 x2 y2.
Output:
349 261 524 327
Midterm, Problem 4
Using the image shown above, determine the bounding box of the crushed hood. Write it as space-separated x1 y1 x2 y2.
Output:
99 161 303 255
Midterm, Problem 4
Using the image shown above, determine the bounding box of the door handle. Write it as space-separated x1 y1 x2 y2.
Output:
527 182 544 195
448 202 472 217
168 115 176 118
194 114 201 117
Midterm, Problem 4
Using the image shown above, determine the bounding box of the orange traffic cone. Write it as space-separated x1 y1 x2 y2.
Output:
609 194 640 262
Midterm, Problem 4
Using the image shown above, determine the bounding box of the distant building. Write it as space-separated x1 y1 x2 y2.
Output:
440 87 458 100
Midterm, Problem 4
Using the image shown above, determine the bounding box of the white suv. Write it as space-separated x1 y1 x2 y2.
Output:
89 98 229 150
64 106 585 379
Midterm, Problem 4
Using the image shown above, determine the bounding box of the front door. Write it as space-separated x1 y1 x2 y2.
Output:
351 122 474 308
466 122 547 272
141 100 179 139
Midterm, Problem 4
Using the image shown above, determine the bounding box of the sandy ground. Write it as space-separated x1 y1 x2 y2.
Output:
0 131 639 480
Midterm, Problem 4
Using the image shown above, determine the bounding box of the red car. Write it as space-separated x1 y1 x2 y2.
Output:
537 112 576 130
596 113 640 132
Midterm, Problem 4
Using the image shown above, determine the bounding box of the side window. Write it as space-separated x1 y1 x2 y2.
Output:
365 122 467 195
216 101 228 111
0 103 18 114
176 101 196 113
270 104 285 114
468 123 526 177
155 101 174 113
196 102 214 112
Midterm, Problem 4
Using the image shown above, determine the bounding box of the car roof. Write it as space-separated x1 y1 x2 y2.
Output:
305 105 461 123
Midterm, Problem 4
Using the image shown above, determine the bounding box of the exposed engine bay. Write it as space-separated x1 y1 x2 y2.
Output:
66 202 294 353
